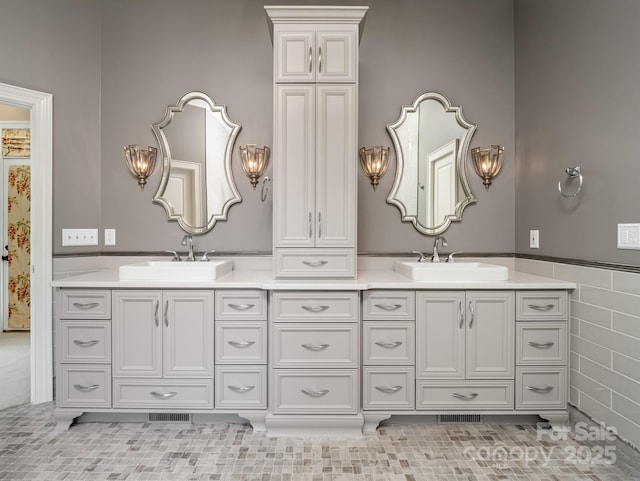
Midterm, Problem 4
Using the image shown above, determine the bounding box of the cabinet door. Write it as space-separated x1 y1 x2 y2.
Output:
113 290 163 378
416 292 465 379
466 291 515 379
163 291 214 378
273 85 316 247
274 29 316 82
315 84 356 247
316 29 357 82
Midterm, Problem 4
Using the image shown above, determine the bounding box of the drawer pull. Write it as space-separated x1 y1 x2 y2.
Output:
375 385 403 394
302 343 330 351
73 384 99 392
301 388 329 397
527 341 555 349
374 341 403 349
374 303 402 311
528 303 555 311
150 391 178 399
302 260 328 267
228 303 255 311
451 392 479 401
72 302 100 310
301 305 329 313
73 339 100 347
227 385 255 393
526 385 554 394
228 340 256 348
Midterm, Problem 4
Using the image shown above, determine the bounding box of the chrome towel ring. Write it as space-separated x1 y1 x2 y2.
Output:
558 166 583 197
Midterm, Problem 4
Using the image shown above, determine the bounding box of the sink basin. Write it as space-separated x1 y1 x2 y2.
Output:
395 261 508 282
118 260 232 281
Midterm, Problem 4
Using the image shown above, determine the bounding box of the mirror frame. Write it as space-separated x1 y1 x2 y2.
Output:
151 91 242 234
386 91 477 235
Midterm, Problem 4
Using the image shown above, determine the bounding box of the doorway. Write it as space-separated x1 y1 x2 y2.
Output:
0 82 53 405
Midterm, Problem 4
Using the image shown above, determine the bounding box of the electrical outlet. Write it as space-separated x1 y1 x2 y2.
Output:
529 229 540 249
104 229 116 246
62 228 99 246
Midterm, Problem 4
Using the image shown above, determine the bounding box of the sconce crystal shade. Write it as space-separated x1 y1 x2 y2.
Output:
359 146 390 190
124 145 158 190
471 145 504 190
239 144 270 189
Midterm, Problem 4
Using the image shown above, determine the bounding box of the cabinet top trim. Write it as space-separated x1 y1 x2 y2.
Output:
265 6 368 24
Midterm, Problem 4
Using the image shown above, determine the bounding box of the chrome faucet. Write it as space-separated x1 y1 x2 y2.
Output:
432 235 448 263
181 234 196 261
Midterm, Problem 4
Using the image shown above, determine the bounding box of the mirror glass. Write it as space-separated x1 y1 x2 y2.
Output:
152 91 242 234
386 92 476 235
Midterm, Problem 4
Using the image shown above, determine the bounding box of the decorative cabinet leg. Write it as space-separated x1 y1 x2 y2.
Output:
540 412 569 428
238 412 267 433
53 409 83 430
363 414 391 434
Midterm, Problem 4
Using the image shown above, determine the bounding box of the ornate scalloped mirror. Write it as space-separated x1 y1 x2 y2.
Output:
387 92 476 235
152 91 242 234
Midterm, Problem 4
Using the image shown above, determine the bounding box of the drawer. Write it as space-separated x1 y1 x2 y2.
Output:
59 289 111 319
60 320 111 363
362 291 415 320
272 323 358 368
215 321 267 364
516 322 567 365
215 366 267 410
416 380 514 410
274 249 355 278
516 366 567 410
58 365 111 408
215 290 267 321
112 379 214 409
271 369 358 414
272 291 359 322
363 367 415 411
363 321 415 365
516 291 568 321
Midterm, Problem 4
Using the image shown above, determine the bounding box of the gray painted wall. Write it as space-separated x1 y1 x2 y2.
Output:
0 0 102 251
515 0 640 266
1 0 512 255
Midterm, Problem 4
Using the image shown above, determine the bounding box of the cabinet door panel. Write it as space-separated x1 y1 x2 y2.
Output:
316 29 357 82
113 290 162 378
466 291 515 379
315 84 356 247
274 29 315 82
416 292 465 379
163 291 214 378
274 85 316 247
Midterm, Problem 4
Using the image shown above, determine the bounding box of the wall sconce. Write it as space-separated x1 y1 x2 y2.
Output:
471 145 504 190
123 145 157 190
359 146 390 190
239 144 270 189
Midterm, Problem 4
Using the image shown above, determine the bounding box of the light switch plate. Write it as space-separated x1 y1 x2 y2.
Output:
529 230 540 249
617 224 640 250
62 229 99 246
104 229 116 246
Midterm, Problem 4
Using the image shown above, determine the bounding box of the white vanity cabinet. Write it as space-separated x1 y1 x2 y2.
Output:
214 290 268 410
267 6 367 278
515 291 569 413
416 291 515 409
56 289 112 410
112 290 214 409
268 290 361 434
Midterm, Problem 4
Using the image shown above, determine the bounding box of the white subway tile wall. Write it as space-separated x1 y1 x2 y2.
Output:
517 259 640 449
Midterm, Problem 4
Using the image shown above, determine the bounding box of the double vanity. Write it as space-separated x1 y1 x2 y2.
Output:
52 257 574 436
52 6 574 436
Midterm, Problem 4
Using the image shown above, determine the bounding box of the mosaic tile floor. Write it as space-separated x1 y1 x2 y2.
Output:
0 403 638 480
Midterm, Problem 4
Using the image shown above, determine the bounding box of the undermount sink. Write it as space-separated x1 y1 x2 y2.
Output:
118 260 232 281
395 261 508 282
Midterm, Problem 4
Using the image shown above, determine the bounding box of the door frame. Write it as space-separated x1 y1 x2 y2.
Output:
0 82 53 404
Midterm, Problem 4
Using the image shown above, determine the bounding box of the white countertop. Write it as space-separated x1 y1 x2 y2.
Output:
51 267 576 290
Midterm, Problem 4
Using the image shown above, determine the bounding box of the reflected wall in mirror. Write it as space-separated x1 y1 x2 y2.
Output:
152 91 242 234
387 92 477 235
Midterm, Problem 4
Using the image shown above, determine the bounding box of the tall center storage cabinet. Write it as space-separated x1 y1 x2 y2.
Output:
267 6 368 278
